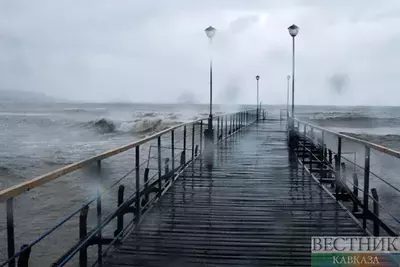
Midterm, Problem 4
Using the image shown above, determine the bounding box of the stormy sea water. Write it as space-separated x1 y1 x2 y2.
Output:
0 102 246 266
1 103 400 265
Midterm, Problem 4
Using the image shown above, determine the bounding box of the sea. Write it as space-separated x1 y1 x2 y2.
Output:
0 102 400 266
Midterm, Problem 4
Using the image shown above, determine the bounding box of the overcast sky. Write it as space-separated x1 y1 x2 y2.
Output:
1 0 400 105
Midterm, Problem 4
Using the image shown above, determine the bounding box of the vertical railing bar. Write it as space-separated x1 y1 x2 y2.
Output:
230 115 232 133
200 121 203 152
96 160 102 265
157 137 162 197
7 198 15 267
221 116 223 139
363 146 370 229
191 123 195 161
303 125 306 164
225 115 228 136
335 137 342 200
79 206 89 267
135 146 141 222
217 117 219 140
183 125 187 163
171 130 175 171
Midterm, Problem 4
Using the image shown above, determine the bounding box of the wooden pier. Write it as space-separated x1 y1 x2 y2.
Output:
102 120 365 267
1 110 399 267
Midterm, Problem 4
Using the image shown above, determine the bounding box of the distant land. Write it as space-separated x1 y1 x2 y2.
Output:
0 89 57 103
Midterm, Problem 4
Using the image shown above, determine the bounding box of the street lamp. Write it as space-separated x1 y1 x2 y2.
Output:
287 24 299 120
288 24 299 139
205 26 216 131
286 75 291 117
255 75 260 121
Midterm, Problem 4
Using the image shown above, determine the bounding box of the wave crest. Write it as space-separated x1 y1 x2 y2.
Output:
119 118 181 134
86 118 116 134
309 112 398 128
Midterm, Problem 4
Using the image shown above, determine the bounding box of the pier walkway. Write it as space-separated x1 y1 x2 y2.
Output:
4 110 399 267
103 120 365 267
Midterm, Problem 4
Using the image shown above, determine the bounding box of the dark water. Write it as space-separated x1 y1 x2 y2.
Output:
1 103 400 265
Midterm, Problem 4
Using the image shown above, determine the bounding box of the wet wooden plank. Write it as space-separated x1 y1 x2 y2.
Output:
104 120 366 267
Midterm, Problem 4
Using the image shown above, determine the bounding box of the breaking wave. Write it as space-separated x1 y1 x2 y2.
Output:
85 118 116 134
308 112 398 128
84 118 181 135
119 118 181 134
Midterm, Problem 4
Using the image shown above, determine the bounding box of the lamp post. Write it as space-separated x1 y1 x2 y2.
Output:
204 26 216 168
287 24 299 121
205 26 216 132
288 24 299 137
286 75 291 117
256 75 260 121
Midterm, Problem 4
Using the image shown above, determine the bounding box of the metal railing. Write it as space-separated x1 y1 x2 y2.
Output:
0 109 259 267
288 115 400 237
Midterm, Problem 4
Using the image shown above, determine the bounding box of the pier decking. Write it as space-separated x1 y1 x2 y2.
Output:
103 120 365 267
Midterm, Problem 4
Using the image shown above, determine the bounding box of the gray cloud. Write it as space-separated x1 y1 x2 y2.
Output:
1 0 400 105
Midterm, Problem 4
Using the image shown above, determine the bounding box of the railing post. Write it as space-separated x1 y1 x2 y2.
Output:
157 137 162 197
335 137 342 200
171 130 175 171
232 114 234 132
17 244 31 267
302 125 306 163
183 125 187 163
321 131 325 156
217 117 220 140
114 185 125 237
96 160 102 265
230 115 232 134
7 198 15 267
363 146 370 229
144 168 149 203
200 121 203 152
225 115 228 136
135 146 141 222
352 174 359 213
371 188 379 236
192 123 195 160
220 117 223 139
79 205 89 267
